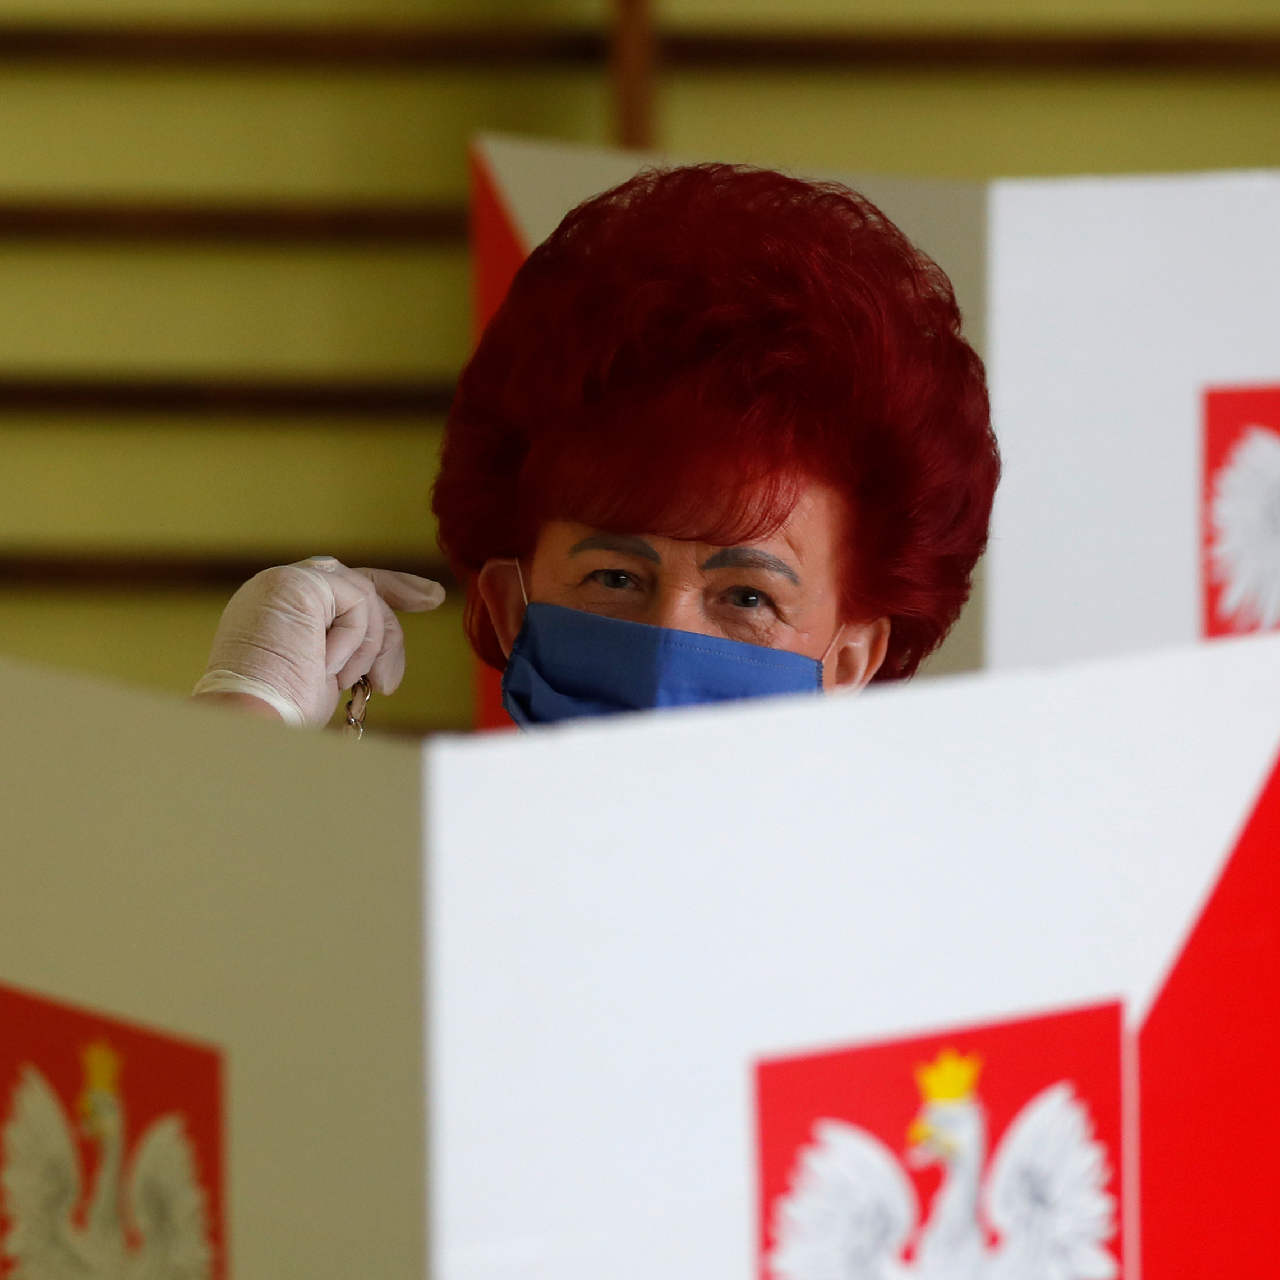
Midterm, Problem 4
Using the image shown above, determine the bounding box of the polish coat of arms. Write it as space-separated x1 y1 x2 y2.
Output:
0 983 222 1280
757 1003 1123 1280
1203 386 1280 636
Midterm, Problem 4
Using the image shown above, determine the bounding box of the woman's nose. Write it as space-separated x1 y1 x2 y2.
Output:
649 584 711 636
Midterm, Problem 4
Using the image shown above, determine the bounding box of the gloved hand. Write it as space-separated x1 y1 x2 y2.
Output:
192 556 446 726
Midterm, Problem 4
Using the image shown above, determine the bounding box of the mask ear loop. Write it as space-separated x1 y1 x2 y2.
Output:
818 624 843 668
514 560 529 607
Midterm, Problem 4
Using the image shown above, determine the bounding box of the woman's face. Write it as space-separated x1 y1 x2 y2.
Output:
480 480 890 691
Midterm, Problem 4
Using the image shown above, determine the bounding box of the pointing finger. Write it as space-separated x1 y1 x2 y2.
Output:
355 567 446 612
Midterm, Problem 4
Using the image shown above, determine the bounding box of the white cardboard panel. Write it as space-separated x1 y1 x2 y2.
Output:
427 634 1280 1280
987 170 1280 671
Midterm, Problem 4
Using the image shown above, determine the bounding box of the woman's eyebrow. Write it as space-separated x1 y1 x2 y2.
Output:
700 547 801 585
568 533 662 563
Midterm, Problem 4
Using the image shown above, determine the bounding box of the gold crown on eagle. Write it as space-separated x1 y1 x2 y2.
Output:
82 1040 122 1095
915 1048 982 1103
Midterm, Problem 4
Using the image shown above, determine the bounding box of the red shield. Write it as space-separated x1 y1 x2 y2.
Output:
1203 385 1280 636
757 1002 1124 1280
0 981 224 1278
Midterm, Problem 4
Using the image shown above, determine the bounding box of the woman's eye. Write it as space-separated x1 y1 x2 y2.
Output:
589 569 634 590
727 586 768 609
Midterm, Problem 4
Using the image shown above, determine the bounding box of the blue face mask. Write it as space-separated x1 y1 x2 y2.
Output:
501 602 826 728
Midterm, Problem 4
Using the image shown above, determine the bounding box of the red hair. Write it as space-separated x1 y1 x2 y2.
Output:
434 163 998 679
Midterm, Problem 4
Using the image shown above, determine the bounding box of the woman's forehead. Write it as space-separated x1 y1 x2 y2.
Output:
537 483 844 565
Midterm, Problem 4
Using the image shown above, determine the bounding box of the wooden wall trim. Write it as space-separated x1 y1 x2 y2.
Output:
0 23 1277 72
0 552 454 590
661 30 1280 72
0 377 456 416
0 24 607 67
0 202 468 245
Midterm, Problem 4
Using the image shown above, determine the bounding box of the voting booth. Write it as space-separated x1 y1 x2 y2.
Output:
3 635 1280 1279
987 172 1280 670
0 664 429 1280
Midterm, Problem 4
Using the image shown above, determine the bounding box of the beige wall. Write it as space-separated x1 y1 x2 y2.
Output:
0 0 1277 725
667 71 1280 181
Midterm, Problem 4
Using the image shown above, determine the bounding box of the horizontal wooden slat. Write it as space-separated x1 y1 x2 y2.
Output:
0 377 456 416
0 23 1278 72
0 201 467 245
0 24 607 67
661 31 1280 72
0 552 454 590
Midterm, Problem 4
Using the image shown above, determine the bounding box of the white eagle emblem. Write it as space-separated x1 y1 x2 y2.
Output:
1209 423 1280 632
2 1041 212 1280
769 1049 1117 1280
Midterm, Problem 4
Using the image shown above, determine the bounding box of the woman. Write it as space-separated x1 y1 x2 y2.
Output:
193 164 997 728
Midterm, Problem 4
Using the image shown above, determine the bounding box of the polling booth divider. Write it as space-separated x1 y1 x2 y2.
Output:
4 635 1280 1278
986 170 1280 671
0 658 429 1280
428 632 1280 1280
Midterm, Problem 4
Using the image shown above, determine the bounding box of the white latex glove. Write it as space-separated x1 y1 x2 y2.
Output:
193 556 446 726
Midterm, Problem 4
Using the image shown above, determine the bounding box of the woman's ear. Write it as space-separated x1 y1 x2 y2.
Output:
477 559 528 659
825 616 890 691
